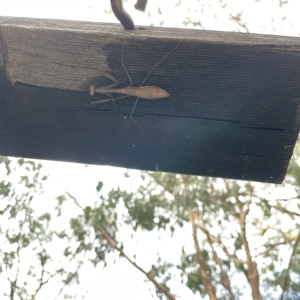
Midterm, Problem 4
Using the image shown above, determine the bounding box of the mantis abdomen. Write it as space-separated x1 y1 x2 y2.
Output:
90 86 170 100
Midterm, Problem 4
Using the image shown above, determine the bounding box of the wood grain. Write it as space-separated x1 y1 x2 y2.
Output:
1 17 299 183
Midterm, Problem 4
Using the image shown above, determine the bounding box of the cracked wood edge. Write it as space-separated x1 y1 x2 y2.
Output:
0 19 113 92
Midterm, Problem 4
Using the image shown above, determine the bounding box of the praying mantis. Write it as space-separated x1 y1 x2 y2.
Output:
89 39 184 132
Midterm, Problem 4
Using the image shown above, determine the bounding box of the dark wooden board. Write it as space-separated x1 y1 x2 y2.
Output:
0 17 299 183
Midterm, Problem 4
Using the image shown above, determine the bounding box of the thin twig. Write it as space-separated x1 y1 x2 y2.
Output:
54 263 82 300
261 199 300 217
255 241 295 257
97 225 176 300
280 229 300 300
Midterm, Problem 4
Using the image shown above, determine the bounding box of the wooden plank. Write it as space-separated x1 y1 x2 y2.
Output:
0 17 299 183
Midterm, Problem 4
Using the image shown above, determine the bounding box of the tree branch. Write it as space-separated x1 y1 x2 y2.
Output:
213 190 239 219
239 209 261 300
97 225 176 300
31 245 48 300
280 228 300 300
256 224 297 241
189 210 217 300
54 263 82 300
195 212 235 300
71 191 176 299
261 199 300 217
194 218 246 264
32 241 86 299
255 241 295 257
146 172 177 198
8 233 21 300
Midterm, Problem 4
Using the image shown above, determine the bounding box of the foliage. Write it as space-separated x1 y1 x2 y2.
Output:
64 140 300 300
0 157 89 299
2 138 299 299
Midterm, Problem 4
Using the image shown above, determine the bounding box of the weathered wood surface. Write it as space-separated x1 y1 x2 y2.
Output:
0 17 299 183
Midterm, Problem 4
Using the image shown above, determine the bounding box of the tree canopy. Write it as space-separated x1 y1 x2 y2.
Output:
1 140 300 299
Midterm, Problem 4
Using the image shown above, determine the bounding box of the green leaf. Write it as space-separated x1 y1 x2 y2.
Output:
96 181 104 192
